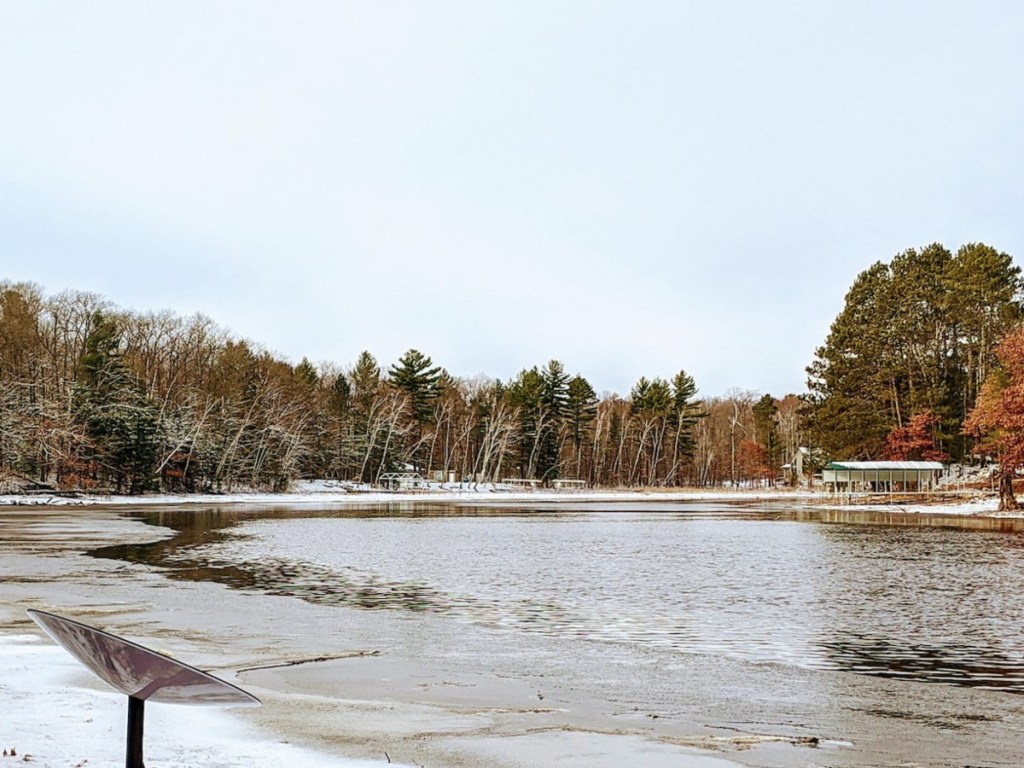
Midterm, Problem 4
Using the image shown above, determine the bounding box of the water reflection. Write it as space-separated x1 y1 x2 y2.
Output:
92 503 1024 695
820 634 1024 691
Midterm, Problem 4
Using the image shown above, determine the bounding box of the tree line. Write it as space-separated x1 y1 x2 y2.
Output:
805 241 1023 474
10 240 1015 497
0 282 802 493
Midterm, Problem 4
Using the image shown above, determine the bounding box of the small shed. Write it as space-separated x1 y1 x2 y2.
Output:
822 461 945 494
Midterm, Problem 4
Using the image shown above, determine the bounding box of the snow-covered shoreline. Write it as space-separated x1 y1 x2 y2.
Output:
824 496 1006 517
0 484 818 508
1 482 1016 517
0 634 396 768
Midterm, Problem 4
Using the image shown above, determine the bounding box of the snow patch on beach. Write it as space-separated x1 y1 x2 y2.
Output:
828 496 1012 516
0 634 400 767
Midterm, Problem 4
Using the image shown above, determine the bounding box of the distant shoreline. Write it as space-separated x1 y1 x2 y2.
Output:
0 485 815 507
0 484 1015 518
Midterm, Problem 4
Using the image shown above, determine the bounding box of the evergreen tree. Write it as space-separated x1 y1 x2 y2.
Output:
631 377 672 416
349 351 383 481
79 312 125 395
388 349 442 472
294 357 319 390
321 372 353 479
508 367 545 478
669 369 704 482
806 261 900 459
607 404 623 484
805 242 1021 462
752 394 780 471
943 243 1023 450
566 374 598 479
629 376 673 484
74 312 160 494
537 360 570 480
330 372 351 416
351 351 381 412
388 349 441 424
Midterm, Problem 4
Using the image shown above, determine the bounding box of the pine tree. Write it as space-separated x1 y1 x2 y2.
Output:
752 394 780 472
74 312 160 494
351 351 381 412
349 351 382 481
805 243 1022 462
294 357 319 390
629 376 672 484
388 349 441 424
537 360 570 480
670 370 704 483
805 260 899 459
385 349 441 472
943 243 1023 453
566 374 598 479
330 372 351 416
508 367 545 478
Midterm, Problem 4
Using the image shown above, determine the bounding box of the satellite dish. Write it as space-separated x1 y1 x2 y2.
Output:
28 609 260 768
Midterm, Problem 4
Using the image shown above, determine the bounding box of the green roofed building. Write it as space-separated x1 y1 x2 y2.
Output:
821 461 945 494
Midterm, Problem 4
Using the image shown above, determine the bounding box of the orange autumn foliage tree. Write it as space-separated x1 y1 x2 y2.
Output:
963 326 1024 511
737 439 771 484
883 411 948 462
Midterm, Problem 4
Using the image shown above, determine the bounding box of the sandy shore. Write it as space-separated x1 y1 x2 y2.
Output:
0 505 752 768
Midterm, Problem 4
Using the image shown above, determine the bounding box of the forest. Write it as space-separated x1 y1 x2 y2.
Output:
0 282 798 493
0 240 1020 495
805 242 1022 464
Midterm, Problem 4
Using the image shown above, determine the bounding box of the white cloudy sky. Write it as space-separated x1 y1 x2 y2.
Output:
2 2 1022 397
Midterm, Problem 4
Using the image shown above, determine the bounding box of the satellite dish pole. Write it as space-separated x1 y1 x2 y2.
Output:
127 695 145 768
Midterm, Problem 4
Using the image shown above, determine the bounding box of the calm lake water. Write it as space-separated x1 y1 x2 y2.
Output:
94 500 1024 766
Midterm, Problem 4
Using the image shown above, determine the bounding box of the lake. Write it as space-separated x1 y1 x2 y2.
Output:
93 500 1024 766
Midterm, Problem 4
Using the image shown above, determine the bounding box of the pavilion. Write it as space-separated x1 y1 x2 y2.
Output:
821 461 945 494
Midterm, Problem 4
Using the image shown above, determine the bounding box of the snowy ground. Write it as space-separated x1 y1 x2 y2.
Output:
0 630 743 768
828 495 1007 516
0 634 401 768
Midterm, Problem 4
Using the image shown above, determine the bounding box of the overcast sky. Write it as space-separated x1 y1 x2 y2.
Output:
2 2 1022 398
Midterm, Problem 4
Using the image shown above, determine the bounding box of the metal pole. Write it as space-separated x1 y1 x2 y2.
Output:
126 696 145 768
